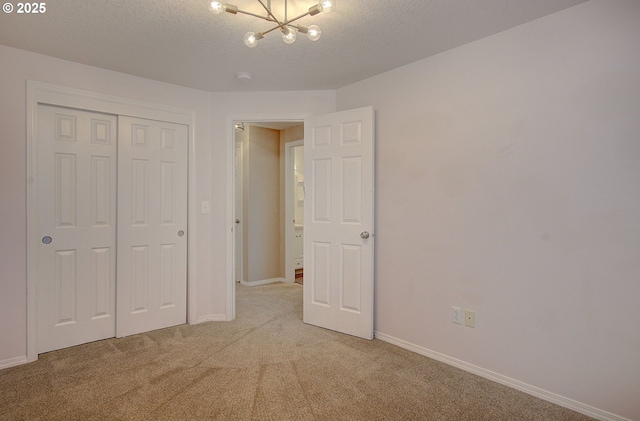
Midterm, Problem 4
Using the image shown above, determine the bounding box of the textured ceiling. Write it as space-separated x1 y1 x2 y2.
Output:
0 0 587 92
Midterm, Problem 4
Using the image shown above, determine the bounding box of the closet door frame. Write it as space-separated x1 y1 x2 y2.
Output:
26 80 197 363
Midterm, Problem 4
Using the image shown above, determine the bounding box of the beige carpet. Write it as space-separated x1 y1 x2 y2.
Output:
0 283 593 421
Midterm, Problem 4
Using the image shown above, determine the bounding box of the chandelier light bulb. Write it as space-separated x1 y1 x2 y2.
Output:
307 25 321 41
209 1 225 14
281 27 297 44
320 0 335 13
244 32 258 48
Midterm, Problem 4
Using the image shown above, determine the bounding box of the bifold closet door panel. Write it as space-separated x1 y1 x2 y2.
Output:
116 116 188 337
36 104 117 353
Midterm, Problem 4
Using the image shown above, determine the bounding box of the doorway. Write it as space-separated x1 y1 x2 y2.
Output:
226 107 375 340
233 121 304 290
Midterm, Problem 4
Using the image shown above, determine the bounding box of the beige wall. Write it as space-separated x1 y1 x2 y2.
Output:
336 1 640 419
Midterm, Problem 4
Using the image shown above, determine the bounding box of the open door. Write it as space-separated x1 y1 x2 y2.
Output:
303 106 374 340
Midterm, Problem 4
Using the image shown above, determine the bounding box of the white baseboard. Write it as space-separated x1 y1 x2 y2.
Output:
195 314 228 323
374 331 630 421
0 355 28 370
240 277 285 287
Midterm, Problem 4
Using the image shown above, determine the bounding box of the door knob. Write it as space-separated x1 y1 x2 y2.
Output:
42 236 52 244
178 230 185 237
360 231 370 239
235 219 240 224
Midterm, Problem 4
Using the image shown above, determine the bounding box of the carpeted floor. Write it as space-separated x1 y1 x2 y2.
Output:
0 282 594 421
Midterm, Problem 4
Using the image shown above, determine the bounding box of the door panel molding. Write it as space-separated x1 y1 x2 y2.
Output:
26 81 197 362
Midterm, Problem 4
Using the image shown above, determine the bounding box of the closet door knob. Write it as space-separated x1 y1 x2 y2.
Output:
360 231 370 239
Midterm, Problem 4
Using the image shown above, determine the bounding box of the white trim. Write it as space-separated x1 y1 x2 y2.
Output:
0 356 28 370
234 141 243 284
26 80 198 362
374 331 632 421
225 113 311 322
196 314 228 323
284 139 304 284
240 277 286 287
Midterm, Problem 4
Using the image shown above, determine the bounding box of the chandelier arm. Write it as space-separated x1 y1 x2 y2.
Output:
280 11 313 27
236 9 276 22
256 0 285 26
261 23 286 36
260 10 312 36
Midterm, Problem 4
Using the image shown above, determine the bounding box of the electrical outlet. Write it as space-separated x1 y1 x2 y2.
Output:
452 307 462 325
464 310 475 328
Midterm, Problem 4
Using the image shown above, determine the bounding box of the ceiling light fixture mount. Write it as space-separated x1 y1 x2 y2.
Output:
209 0 334 47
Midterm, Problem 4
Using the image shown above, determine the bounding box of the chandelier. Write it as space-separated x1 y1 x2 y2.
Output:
208 0 335 47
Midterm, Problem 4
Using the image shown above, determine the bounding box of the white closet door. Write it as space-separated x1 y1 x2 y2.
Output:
36 105 117 353
116 117 188 337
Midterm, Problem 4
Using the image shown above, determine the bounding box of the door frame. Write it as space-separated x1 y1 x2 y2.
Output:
284 139 304 284
234 140 243 284
225 113 310 321
26 80 198 362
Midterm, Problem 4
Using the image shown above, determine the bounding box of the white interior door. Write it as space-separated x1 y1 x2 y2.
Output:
36 105 117 353
116 117 188 337
303 106 375 340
